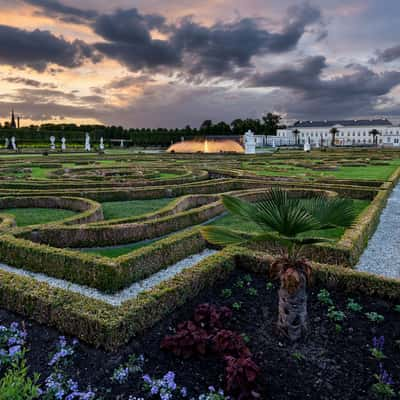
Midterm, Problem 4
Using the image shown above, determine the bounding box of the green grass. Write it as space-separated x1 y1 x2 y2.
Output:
30 167 54 179
252 160 400 181
157 172 182 179
81 238 157 258
0 208 76 226
101 198 174 220
207 199 370 241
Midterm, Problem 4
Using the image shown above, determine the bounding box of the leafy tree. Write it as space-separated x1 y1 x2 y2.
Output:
201 188 355 341
262 113 281 135
231 119 245 135
213 121 232 135
200 120 213 134
242 118 263 134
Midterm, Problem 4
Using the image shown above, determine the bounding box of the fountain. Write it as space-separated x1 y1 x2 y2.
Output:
167 139 244 153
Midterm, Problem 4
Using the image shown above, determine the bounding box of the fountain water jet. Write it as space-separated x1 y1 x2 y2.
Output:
168 139 244 153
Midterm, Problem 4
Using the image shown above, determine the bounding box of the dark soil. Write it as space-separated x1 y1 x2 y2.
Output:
1 269 400 399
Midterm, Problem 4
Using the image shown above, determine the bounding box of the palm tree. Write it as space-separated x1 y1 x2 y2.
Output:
201 189 355 342
369 129 381 147
329 127 339 147
292 129 300 145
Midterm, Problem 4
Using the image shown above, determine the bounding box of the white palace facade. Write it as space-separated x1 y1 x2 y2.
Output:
272 119 400 147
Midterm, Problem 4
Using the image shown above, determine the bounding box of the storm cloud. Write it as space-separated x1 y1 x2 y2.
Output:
372 45 400 64
0 25 102 71
1 0 400 126
91 3 322 77
247 56 400 118
2 76 57 88
23 0 98 23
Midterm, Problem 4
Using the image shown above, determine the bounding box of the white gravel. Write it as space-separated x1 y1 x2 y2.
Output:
356 183 400 279
0 249 217 306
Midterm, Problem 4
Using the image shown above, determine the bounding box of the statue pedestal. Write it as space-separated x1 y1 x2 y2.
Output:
244 130 256 154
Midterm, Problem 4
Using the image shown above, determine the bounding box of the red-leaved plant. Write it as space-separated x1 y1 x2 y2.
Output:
212 330 251 358
161 303 261 398
160 321 210 359
224 356 261 399
193 303 232 331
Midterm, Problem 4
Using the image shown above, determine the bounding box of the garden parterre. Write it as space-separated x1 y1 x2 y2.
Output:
0 148 399 353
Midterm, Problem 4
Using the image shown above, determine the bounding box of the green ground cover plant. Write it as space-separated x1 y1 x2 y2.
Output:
0 208 76 226
101 198 173 220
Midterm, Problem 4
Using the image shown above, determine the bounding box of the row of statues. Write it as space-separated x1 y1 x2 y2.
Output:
4 137 17 151
4 134 106 152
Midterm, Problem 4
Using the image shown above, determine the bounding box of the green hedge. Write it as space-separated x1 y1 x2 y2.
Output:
0 247 236 349
1 246 400 350
0 196 103 226
16 188 337 248
236 249 400 300
0 228 207 293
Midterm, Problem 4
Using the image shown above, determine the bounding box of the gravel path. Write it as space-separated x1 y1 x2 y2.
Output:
356 183 400 279
0 249 217 306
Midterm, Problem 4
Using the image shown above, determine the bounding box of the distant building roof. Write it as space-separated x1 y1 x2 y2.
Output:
291 119 392 128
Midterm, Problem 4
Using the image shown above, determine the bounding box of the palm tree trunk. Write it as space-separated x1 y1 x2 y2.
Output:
277 274 308 341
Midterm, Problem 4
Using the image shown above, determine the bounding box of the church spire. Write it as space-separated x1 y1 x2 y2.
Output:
10 109 16 129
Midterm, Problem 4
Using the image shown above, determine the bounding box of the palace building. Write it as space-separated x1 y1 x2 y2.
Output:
272 119 400 147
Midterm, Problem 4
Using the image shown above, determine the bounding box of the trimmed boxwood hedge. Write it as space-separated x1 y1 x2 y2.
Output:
0 247 237 349
0 246 400 350
0 196 103 226
15 188 338 248
0 228 208 293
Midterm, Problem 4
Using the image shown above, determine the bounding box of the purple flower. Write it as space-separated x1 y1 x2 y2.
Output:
373 336 385 351
378 363 394 386
163 371 176 390
8 345 21 357
143 374 152 385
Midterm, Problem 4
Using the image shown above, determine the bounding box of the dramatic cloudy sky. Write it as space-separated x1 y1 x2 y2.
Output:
0 0 399 128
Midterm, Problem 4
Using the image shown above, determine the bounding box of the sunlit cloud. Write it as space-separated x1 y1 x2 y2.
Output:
0 0 398 127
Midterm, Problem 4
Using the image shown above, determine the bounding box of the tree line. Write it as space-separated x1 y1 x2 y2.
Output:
0 113 284 147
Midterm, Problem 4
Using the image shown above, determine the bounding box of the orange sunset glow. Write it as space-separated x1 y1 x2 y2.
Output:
0 0 399 128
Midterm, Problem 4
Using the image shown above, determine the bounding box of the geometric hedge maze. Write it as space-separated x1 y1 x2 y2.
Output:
0 149 398 349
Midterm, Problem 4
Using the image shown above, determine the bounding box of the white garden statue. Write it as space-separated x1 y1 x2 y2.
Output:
50 136 56 150
11 137 16 151
304 138 311 152
4 138 9 149
61 137 66 151
120 139 124 148
244 130 256 154
85 133 91 152
99 137 105 151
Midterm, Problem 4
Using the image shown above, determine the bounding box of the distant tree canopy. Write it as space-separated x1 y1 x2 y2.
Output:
0 113 284 147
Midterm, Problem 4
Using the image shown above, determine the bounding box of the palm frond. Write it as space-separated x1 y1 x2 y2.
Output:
204 188 354 254
302 196 355 228
221 195 259 222
255 188 320 235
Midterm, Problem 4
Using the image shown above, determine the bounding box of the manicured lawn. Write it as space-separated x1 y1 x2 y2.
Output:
207 199 370 241
0 208 76 226
31 167 54 179
326 162 400 180
252 160 400 181
157 172 182 179
81 238 157 258
101 198 174 220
